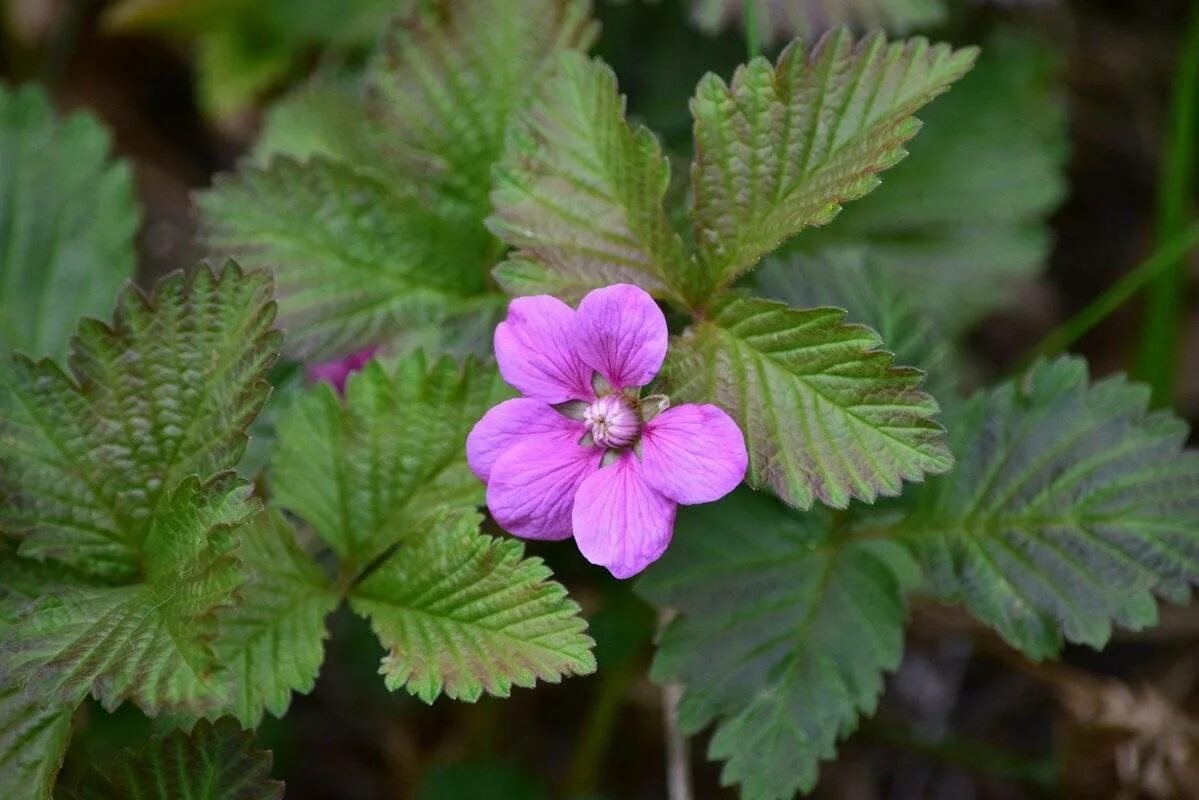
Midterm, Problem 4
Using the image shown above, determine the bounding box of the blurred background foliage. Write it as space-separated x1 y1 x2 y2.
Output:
1 0 1197 798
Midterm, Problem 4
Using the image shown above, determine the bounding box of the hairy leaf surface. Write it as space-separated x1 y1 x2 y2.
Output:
790 35 1069 328
272 354 505 574
489 53 692 303
0 84 138 363
641 489 915 799
900 358 1199 659
0 265 279 581
350 517 596 702
689 29 976 298
0 476 255 714
0 682 73 800
666 293 952 509
64 718 283 800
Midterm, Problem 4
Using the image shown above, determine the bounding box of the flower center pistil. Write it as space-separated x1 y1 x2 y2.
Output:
584 394 641 449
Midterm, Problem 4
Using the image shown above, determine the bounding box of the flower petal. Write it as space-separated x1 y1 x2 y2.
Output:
574 284 667 391
307 345 379 394
494 295 594 403
640 404 748 505
487 436 602 541
572 452 677 578
466 399 583 482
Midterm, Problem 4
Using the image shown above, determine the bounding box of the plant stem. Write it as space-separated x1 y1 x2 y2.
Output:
662 681 693 800
1018 223 1199 371
563 660 636 797
1133 0 1199 405
744 0 760 59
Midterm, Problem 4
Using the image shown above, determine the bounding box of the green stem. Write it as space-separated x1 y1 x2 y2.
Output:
744 0 760 59
1018 223 1199 371
562 660 637 797
1133 0 1199 405
863 719 1059 789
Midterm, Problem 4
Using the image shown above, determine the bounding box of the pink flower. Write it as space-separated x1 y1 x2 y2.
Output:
467 284 748 579
307 346 379 394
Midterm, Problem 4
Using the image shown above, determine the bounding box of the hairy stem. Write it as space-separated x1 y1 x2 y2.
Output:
1133 0 1199 404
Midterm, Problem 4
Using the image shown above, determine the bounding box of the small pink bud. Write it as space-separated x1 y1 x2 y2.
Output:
584 394 641 449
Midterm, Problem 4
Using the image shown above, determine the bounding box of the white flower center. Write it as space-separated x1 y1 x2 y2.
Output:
584 394 641 449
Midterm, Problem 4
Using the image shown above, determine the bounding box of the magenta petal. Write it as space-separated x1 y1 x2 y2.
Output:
572 452 677 578
640 404 748 505
574 284 667 391
487 437 603 541
307 345 379 395
495 295 594 403
466 398 583 482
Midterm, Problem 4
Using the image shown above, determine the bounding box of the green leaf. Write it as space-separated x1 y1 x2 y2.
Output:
640 489 916 799
369 0 598 211
898 357 1199 660
0 682 73 800
63 718 283 800
271 353 505 574
416 760 545 800
689 29 976 300
201 157 503 361
0 264 279 581
349 516 595 702
666 292 952 509
0 83 138 364
755 249 963 402
0 475 255 714
489 52 693 304
788 34 1069 329
691 0 947 44
206 509 338 727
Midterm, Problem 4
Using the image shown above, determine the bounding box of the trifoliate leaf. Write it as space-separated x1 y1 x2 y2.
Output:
369 0 598 211
63 718 283 800
0 264 279 581
0 475 255 715
690 0 947 45
789 34 1069 329
271 354 506 575
0 682 73 800
899 357 1199 660
666 292 952 509
489 52 693 304
640 489 917 799
201 157 503 362
0 84 138 364
206 509 337 727
689 29 976 299
350 516 595 702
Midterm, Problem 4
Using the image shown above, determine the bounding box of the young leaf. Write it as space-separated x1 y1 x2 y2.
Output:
691 0 947 44
206 509 338 727
0 84 138 363
489 52 693 304
0 682 73 800
0 475 255 715
370 0 598 210
0 264 279 581
350 516 596 702
640 489 916 799
689 29 976 300
899 357 1199 660
201 157 501 361
788 34 1069 329
665 292 952 509
271 354 506 575
63 718 283 800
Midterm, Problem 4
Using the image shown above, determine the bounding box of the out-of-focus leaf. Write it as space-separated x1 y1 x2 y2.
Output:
0 84 137 364
415 760 545 800
641 489 917 799
666 292 952 509
0 682 73 800
690 0 947 45
900 357 1199 659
